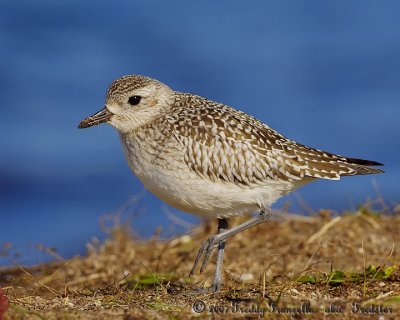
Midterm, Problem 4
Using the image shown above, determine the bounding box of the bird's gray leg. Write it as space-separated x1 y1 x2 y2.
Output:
190 207 271 280
210 218 228 292
189 218 227 277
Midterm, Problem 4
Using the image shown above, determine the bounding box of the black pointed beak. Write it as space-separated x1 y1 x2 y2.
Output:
78 107 113 129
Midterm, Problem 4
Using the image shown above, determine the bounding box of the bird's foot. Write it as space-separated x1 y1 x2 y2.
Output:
189 234 221 276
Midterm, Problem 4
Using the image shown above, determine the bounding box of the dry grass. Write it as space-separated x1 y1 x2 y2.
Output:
1 206 400 319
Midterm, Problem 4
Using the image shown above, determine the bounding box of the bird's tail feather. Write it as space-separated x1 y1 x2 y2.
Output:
342 157 384 176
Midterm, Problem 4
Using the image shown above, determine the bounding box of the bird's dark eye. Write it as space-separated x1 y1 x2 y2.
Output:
128 95 141 105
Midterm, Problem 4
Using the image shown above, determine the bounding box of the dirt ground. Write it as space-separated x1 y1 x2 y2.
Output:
1 205 400 319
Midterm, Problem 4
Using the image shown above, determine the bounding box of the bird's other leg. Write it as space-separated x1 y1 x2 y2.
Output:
210 218 228 292
186 218 228 294
189 219 228 277
190 206 271 280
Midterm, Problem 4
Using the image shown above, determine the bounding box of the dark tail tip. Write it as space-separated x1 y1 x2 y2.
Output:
345 157 384 167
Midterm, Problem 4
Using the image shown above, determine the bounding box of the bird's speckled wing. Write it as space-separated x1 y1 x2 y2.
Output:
169 94 383 186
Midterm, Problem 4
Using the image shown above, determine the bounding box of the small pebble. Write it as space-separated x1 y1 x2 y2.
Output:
239 273 254 282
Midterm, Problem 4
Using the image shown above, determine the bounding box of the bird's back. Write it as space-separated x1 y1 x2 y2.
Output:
160 92 383 187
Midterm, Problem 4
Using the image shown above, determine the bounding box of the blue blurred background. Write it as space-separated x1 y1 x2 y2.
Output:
1 0 399 266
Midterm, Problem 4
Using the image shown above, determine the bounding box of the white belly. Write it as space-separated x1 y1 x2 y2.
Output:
132 160 296 218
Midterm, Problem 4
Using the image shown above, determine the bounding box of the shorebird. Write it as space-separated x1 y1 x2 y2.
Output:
78 75 384 292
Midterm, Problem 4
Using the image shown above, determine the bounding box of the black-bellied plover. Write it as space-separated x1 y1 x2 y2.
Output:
78 75 384 292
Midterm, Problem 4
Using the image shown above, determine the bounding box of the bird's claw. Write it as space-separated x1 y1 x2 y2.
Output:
189 235 220 276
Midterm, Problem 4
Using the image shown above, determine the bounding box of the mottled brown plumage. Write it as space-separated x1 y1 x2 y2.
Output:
155 92 382 186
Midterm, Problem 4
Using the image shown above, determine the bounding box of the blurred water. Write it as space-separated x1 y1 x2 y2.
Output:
1 0 399 266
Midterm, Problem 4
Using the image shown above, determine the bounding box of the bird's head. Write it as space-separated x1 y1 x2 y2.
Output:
78 75 174 133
